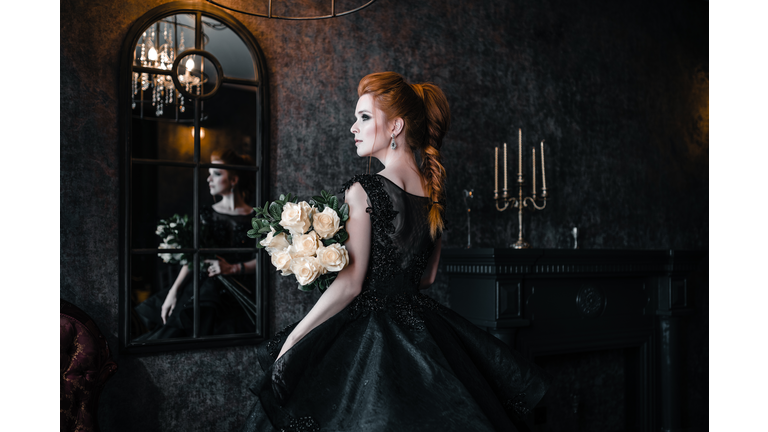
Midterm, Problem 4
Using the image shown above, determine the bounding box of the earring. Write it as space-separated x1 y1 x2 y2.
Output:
390 133 397 149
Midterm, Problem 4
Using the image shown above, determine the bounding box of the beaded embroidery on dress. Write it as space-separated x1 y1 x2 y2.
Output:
240 174 549 432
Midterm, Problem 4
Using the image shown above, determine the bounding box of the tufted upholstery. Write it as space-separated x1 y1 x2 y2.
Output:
60 299 117 432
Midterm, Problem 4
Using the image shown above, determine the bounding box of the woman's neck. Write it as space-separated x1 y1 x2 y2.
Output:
376 147 419 172
214 193 250 215
375 151 426 196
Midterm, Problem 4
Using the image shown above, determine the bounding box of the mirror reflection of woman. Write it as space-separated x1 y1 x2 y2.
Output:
134 149 257 340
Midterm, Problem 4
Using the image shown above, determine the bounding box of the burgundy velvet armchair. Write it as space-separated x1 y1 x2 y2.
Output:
60 299 117 432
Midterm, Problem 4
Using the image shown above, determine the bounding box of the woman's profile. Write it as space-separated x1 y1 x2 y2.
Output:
241 72 548 431
134 149 258 340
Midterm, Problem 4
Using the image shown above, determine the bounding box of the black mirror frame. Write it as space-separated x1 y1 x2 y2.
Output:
118 1 271 354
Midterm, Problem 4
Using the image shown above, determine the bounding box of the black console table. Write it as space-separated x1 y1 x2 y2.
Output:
441 248 706 432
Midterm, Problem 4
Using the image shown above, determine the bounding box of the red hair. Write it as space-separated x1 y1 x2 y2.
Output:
358 72 451 240
210 149 256 204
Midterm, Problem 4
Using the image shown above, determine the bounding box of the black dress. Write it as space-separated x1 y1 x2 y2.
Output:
241 174 549 431
134 206 256 340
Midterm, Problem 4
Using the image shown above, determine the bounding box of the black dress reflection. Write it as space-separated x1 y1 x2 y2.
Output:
134 206 256 340
241 175 549 432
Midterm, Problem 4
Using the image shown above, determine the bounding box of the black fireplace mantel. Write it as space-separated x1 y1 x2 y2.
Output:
441 248 706 432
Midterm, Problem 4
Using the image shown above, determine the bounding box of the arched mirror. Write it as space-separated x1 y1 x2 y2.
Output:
119 2 269 353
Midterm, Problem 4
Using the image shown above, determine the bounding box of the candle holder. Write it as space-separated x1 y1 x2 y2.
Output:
463 189 474 249
494 134 549 249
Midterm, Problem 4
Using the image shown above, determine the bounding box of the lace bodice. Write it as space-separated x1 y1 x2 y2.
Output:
340 174 437 295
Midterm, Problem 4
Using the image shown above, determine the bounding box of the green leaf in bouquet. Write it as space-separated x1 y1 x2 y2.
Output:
340 203 349 221
329 195 339 211
255 242 266 249
312 195 324 203
335 231 349 243
247 229 260 238
322 238 337 246
322 190 331 200
269 202 282 220
252 218 261 230
314 278 326 293
298 282 315 292
258 226 273 234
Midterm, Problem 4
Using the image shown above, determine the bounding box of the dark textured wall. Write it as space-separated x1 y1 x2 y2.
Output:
60 0 708 430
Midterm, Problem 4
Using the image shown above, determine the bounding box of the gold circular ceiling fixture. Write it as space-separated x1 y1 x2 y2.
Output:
206 0 380 20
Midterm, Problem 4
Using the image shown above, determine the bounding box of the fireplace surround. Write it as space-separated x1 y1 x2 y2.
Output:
442 249 706 432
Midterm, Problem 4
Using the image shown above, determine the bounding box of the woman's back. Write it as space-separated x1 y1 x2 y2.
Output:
341 174 436 295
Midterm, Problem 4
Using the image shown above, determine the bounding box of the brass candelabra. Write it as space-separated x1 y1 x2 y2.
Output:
494 129 549 249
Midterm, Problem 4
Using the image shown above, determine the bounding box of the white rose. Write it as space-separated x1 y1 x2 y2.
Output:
159 239 179 250
159 253 172 263
271 249 293 275
316 244 349 273
312 207 342 239
156 225 165 236
290 256 322 286
260 228 291 255
279 201 314 235
169 222 177 228
290 231 321 258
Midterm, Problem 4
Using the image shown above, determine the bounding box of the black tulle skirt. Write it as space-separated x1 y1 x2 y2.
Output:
240 289 549 432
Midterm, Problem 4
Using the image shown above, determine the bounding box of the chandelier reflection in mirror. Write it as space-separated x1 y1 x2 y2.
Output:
206 0 379 20
179 57 203 97
134 18 213 116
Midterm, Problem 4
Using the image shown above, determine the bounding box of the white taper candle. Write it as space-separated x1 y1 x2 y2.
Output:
541 140 547 190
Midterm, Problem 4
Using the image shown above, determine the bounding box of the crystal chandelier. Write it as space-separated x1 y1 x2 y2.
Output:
132 22 205 116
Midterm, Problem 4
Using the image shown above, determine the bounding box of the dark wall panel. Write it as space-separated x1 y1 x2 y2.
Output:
60 0 708 430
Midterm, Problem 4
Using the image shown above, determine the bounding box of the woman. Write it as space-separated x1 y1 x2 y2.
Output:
134 149 258 340
241 72 548 431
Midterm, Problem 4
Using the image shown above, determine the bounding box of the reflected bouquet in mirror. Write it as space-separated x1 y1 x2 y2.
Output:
156 214 194 266
248 191 350 292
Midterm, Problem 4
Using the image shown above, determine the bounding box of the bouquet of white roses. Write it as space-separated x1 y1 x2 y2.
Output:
156 214 194 266
248 190 350 292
